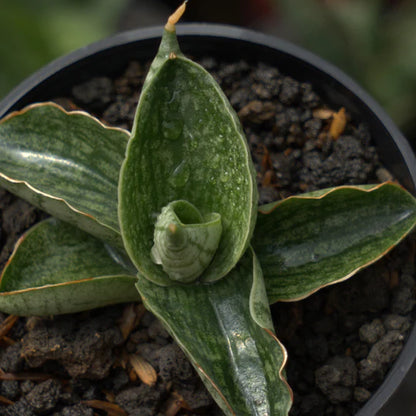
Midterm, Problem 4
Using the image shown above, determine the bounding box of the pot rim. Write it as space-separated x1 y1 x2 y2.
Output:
0 22 415 415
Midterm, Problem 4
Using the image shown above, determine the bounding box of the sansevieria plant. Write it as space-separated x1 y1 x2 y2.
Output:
0 3 416 415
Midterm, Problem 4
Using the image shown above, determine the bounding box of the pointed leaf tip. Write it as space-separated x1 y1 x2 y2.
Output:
165 1 188 32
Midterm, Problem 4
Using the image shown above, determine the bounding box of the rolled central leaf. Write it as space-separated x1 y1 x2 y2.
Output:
151 200 222 283
118 6 257 285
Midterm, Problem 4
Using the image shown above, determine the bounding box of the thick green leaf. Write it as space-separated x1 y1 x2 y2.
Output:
119 23 257 285
136 249 292 416
253 183 416 303
0 218 138 316
0 103 128 247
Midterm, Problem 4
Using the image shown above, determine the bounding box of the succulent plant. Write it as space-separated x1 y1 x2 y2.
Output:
0 3 416 415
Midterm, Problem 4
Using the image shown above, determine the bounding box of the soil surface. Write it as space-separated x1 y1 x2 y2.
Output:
0 57 415 416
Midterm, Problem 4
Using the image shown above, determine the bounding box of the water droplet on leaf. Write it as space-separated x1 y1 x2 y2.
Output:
169 161 190 188
162 118 184 141
220 170 230 183
168 90 180 106
212 154 221 168
187 131 198 150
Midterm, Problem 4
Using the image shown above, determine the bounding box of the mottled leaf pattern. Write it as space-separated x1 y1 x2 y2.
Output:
0 103 128 246
0 219 138 315
254 183 416 303
136 249 292 416
119 22 257 285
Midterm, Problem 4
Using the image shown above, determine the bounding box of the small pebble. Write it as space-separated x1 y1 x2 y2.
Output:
376 167 394 182
0 398 35 416
72 77 113 109
359 319 385 344
0 342 24 373
354 386 372 403
0 380 19 400
56 403 94 416
315 356 357 403
358 358 385 389
367 330 404 366
25 379 62 413
383 314 411 332
391 286 416 314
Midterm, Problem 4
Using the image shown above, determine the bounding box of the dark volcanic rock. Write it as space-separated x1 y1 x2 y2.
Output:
21 310 124 379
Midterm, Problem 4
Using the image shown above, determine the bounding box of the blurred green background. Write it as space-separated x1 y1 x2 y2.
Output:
0 0 129 97
1 0 415 144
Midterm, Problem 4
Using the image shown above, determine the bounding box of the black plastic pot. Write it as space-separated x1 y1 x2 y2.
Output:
0 24 415 415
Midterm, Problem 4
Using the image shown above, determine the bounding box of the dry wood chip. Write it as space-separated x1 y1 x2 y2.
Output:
164 392 190 416
261 145 273 172
83 400 127 416
116 348 130 370
25 316 42 331
283 147 293 157
0 372 53 381
128 367 138 382
0 336 16 346
165 400 182 416
0 395 14 405
238 100 275 123
129 354 157 386
119 303 139 340
262 170 275 187
103 390 116 403
312 107 335 120
0 315 18 339
165 396 183 416
53 97 82 112
329 107 347 139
